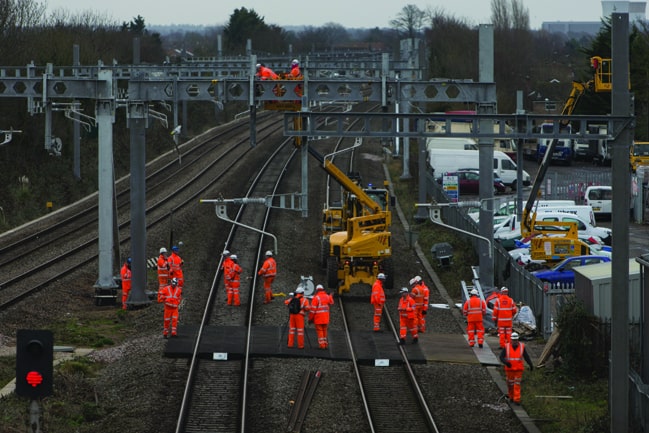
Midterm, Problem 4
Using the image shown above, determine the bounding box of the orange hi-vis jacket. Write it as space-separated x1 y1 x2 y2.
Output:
289 65 302 78
310 290 334 325
493 294 517 325
411 285 424 309
418 282 430 313
168 252 184 281
258 257 277 277
158 284 182 308
229 262 243 288
370 280 385 306
463 296 486 323
504 342 525 371
398 295 416 319
157 254 169 278
257 66 278 80
120 263 132 293
222 257 234 284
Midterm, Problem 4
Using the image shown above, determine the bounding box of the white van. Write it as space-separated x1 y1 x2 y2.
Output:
468 199 576 223
494 211 612 245
584 186 612 217
534 205 598 227
428 148 531 188
425 136 478 151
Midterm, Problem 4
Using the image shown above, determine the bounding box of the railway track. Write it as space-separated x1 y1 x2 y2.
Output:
0 113 283 310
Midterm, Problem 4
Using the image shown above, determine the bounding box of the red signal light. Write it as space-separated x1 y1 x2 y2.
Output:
26 371 43 387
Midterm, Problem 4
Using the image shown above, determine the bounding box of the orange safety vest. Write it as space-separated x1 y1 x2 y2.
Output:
419 283 430 312
370 280 385 305
229 263 242 288
504 343 525 371
120 264 132 291
411 285 424 308
310 290 333 324
168 252 184 279
463 296 486 323
157 255 169 278
494 295 517 324
159 284 182 308
258 257 277 277
398 295 416 319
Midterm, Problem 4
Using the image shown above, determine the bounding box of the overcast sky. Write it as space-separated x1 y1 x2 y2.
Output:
42 0 612 30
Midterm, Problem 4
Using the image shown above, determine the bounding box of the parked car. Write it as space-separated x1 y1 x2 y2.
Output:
437 170 510 195
531 255 611 285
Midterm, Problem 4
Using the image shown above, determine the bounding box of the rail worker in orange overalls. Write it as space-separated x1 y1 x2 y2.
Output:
221 250 234 299
410 277 425 334
258 250 277 304
397 287 418 344
370 273 386 332
413 276 430 333
285 287 310 349
309 284 334 349
499 332 534 405
493 286 518 349
120 257 132 310
463 288 487 348
255 63 278 80
157 247 170 292
168 245 184 288
227 254 243 306
288 59 304 98
158 277 182 338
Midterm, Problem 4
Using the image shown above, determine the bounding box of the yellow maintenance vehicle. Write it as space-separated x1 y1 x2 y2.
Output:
313 150 394 293
523 56 613 262
630 141 649 173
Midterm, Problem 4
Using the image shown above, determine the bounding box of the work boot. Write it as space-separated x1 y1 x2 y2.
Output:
479 343 483 348
399 338 406 345
413 337 418 344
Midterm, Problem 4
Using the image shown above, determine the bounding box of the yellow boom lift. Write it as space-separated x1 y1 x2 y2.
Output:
523 56 612 262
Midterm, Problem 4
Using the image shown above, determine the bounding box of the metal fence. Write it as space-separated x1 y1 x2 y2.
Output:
536 168 612 203
425 173 649 431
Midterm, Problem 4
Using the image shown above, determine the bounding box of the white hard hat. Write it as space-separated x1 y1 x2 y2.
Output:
223 250 230 256
159 247 167 254
470 288 478 296
511 332 519 340
231 254 238 260
256 63 261 68
500 286 509 293
409 277 416 286
295 287 304 294
289 292 295 297
377 273 386 280
414 276 422 283
292 59 299 65
171 278 178 285
265 250 273 256
400 287 408 294
316 284 324 291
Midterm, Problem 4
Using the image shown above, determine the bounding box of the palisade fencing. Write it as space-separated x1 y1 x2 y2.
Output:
537 169 612 203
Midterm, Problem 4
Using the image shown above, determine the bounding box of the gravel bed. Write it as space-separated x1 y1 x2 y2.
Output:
0 129 539 433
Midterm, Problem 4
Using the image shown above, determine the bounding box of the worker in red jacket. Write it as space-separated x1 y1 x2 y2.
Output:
167 245 184 288
309 284 334 349
227 254 243 306
397 287 418 344
158 277 182 338
370 273 386 332
156 247 170 293
499 332 534 405
463 288 487 348
120 257 132 310
492 286 518 349
258 250 277 304
285 287 310 349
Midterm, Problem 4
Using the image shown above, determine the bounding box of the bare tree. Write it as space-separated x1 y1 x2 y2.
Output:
511 0 530 30
390 4 426 39
491 0 510 30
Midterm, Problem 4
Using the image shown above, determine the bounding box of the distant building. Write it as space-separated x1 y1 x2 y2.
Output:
542 1 646 35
